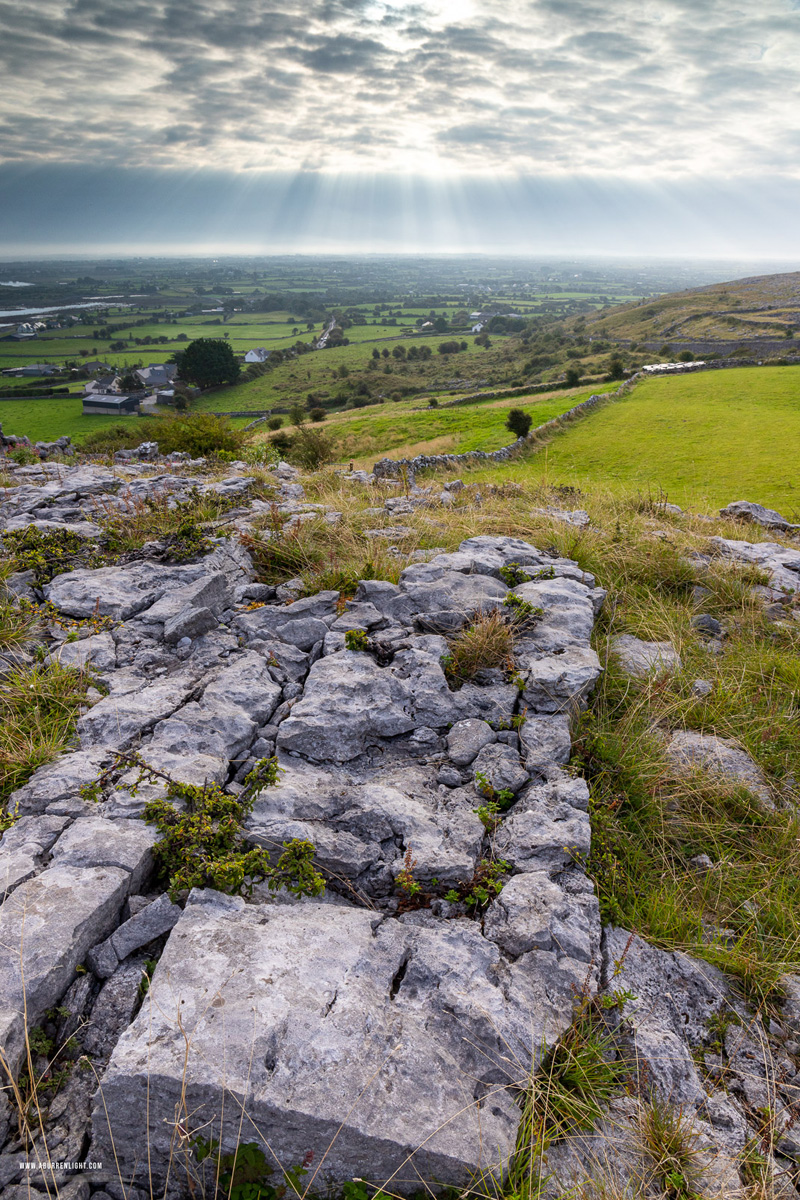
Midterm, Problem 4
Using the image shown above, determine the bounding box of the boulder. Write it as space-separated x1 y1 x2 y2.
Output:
446 718 496 767
611 634 681 678
472 743 529 795
720 500 799 531
666 730 773 807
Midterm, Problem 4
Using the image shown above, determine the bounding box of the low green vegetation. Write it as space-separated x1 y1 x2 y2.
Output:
510 993 627 1197
272 385 611 467
0 657 90 810
82 752 325 900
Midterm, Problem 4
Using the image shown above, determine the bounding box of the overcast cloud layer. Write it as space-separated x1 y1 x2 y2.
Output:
2 0 800 176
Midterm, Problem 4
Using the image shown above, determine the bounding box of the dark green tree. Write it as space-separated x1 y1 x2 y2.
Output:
173 339 240 389
506 408 532 438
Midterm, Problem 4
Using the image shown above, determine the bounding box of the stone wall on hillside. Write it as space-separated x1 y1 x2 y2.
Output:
372 378 638 483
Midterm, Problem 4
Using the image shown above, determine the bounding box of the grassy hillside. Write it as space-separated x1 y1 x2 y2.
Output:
582 270 800 345
467 366 800 514
254 383 616 465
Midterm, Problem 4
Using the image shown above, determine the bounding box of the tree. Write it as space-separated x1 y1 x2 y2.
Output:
174 338 240 389
606 355 625 380
564 367 581 388
506 408 532 438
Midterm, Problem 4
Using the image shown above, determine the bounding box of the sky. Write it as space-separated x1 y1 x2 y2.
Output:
1 0 800 256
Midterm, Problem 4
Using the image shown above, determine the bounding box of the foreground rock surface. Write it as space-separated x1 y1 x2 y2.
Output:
2 459 797 1197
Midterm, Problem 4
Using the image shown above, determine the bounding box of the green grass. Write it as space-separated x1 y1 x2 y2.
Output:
471 367 800 514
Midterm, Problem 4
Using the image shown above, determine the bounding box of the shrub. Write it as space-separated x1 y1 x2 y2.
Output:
270 430 294 456
565 367 581 387
506 408 533 438
287 425 334 469
267 416 283 430
80 412 245 458
309 407 326 422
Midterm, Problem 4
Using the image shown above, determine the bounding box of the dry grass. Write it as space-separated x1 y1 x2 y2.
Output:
443 609 516 685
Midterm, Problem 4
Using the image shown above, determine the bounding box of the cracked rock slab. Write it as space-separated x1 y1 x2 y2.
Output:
0 865 130 1073
92 895 589 1190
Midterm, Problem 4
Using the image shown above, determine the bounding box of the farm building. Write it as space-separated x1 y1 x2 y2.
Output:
134 363 177 388
82 393 142 416
244 347 270 363
83 374 121 396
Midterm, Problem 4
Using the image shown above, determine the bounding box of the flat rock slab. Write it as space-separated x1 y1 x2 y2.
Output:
666 730 773 807
0 864 130 1073
611 634 681 678
93 894 590 1191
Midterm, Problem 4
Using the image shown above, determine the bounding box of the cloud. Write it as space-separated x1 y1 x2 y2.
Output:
0 0 798 178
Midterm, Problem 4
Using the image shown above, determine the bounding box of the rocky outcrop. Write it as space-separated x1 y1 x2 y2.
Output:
1 458 797 1198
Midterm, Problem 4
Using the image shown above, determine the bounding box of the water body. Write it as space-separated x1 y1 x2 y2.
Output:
0 300 130 318
0 281 31 287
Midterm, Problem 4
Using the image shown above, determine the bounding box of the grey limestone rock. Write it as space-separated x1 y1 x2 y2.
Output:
602 927 738 1115
519 714 572 775
277 652 416 762
483 871 600 961
50 817 157 891
48 631 117 673
92 897 587 1190
494 775 591 871
446 718 496 766
76 669 199 749
163 603 218 643
471 742 529 795
8 747 112 816
247 755 484 894
521 645 602 713
720 499 800 531
83 955 150 1059
86 894 184 979
611 633 681 678
692 612 723 637
0 864 130 1073
667 730 773 807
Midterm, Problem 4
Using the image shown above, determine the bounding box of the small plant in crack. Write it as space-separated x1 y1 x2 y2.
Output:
344 628 370 652
499 562 534 587
395 846 421 898
444 858 511 912
503 592 544 626
80 751 324 901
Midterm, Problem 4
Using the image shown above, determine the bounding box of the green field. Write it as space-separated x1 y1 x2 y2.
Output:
468 366 800 514
0 397 143 444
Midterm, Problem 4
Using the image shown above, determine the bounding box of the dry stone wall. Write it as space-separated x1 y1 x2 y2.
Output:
372 379 638 484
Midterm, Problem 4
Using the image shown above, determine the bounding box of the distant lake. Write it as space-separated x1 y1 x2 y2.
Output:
0 301 130 318
0 281 31 287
